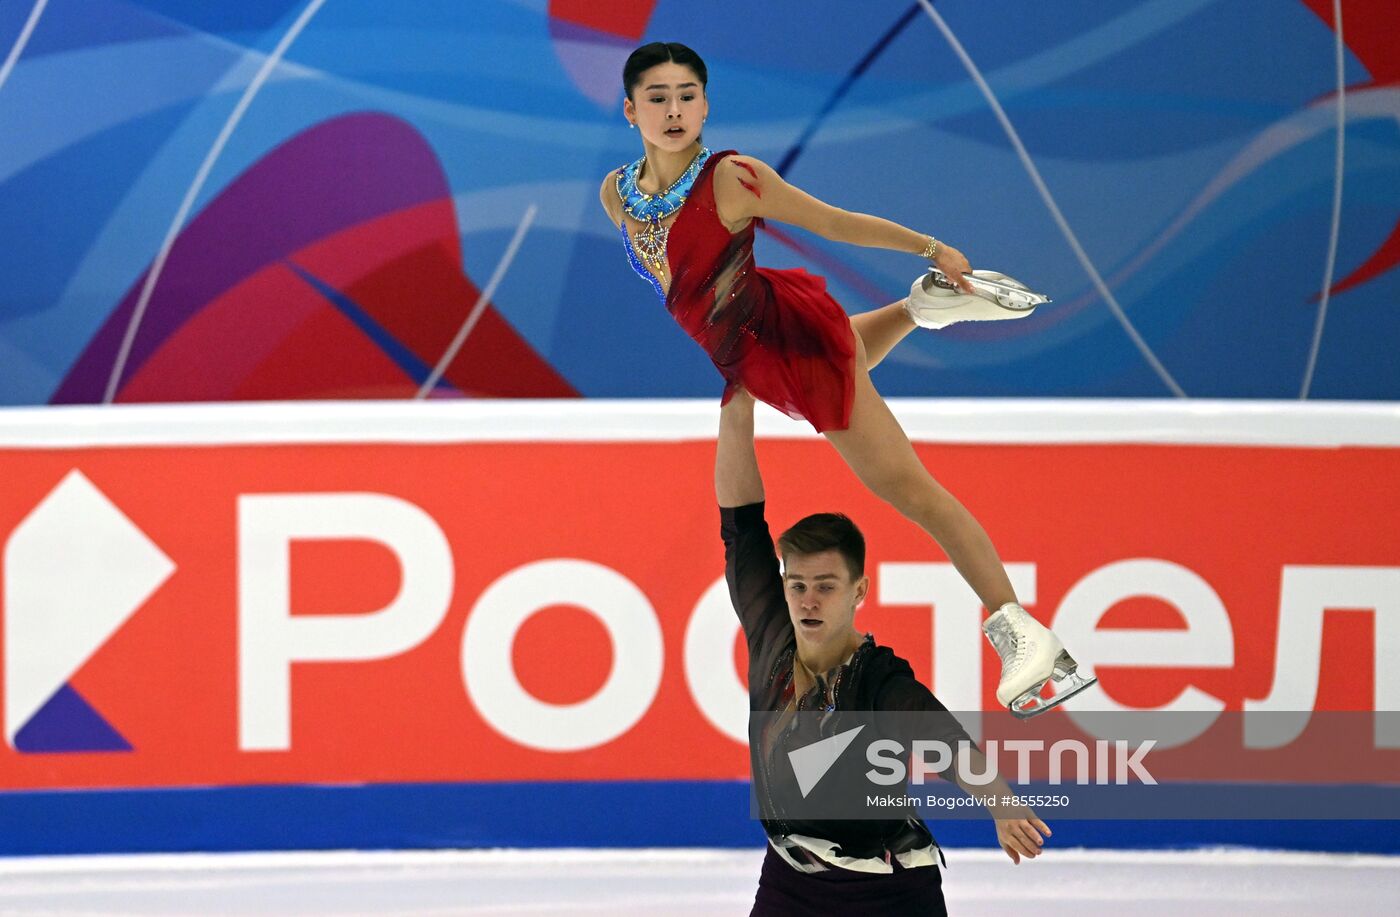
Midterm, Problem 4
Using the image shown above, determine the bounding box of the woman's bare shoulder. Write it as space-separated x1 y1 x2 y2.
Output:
599 168 622 229
713 153 773 189
711 153 770 222
715 150 761 167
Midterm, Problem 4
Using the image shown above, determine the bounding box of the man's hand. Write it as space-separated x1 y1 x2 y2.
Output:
995 816 1050 864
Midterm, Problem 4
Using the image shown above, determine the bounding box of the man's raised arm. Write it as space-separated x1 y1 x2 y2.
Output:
715 387 764 508
716 387 787 651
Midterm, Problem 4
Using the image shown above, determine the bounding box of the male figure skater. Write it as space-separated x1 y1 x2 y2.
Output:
717 387 1050 915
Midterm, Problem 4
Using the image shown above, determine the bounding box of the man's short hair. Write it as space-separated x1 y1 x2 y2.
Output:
777 513 866 581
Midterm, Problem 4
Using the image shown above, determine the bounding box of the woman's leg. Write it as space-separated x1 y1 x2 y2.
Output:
849 300 916 370
825 334 1017 610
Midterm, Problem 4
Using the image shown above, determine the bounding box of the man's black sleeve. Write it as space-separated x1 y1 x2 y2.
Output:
720 501 790 656
877 676 978 782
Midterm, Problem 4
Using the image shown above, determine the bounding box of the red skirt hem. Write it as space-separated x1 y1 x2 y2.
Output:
719 267 856 433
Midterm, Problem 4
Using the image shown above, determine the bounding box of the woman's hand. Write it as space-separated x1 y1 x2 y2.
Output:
933 242 977 295
995 816 1051 864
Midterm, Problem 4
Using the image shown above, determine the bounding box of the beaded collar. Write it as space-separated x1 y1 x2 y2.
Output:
616 146 712 221
616 147 711 275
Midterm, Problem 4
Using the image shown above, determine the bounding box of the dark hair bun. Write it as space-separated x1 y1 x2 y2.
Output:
622 42 708 100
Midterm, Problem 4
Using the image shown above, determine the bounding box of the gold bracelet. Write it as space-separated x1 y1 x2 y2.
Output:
920 235 939 261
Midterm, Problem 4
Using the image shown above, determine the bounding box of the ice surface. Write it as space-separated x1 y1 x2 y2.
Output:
0 847 1396 916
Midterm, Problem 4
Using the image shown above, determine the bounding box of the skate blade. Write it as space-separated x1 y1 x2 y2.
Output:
927 268 1049 312
1007 652 1098 720
910 282 1040 328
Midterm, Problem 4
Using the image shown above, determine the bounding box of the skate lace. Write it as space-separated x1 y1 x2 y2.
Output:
985 614 1028 676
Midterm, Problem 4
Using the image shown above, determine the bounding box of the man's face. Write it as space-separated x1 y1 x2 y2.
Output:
782 549 868 648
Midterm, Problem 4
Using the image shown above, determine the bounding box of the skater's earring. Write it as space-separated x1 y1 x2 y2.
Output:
628 121 635 129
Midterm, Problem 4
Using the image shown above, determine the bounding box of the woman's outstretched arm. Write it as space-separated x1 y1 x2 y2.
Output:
710 154 976 294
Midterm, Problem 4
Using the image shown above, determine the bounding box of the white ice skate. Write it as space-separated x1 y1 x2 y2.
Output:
905 268 1049 330
983 602 1096 719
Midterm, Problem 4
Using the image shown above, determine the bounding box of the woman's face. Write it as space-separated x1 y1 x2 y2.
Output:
625 61 708 152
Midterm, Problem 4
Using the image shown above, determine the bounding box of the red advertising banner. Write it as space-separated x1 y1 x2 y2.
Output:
1 402 1397 791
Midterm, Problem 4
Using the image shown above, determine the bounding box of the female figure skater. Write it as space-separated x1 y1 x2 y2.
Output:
598 41 1094 716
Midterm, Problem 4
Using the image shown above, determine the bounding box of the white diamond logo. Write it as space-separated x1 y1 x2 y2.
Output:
787 725 865 798
4 470 176 746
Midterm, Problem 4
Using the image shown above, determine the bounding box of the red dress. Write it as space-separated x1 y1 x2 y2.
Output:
623 149 857 432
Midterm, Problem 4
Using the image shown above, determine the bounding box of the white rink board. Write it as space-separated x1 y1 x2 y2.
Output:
2 398 1399 447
